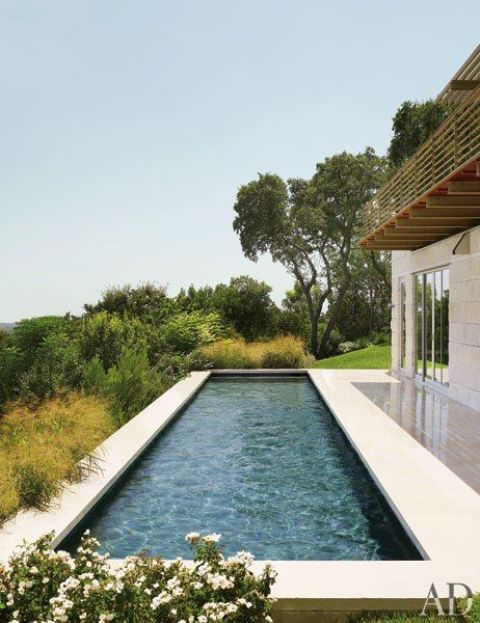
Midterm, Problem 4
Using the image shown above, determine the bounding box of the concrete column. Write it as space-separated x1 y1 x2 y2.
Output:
391 275 401 372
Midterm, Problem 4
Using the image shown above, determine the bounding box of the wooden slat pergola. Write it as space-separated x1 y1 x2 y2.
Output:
361 45 480 251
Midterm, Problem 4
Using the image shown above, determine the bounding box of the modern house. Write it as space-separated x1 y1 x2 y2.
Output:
361 45 480 411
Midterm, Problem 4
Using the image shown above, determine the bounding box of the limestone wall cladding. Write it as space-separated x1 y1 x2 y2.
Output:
391 225 480 411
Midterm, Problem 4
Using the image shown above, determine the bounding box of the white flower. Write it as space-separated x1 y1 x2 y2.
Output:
225 550 254 567
203 533 221 543
185 532 200 543
29 566 39 575
204 573 234 590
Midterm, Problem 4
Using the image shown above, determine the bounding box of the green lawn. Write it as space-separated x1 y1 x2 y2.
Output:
312 344 391 369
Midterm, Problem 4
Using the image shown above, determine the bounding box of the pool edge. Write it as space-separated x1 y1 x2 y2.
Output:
2 368 480 620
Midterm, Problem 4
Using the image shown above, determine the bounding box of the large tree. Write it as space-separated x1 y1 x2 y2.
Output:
388 100 450 169
233 149 386 357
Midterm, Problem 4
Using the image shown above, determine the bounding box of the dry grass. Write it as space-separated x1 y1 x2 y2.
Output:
0 393 114 524
200 335 313 369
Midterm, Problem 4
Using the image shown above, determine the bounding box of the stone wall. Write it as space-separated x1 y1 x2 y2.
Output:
391 224 480 411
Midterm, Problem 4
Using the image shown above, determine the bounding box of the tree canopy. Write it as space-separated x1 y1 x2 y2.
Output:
388 99 451 169
233 149 387 357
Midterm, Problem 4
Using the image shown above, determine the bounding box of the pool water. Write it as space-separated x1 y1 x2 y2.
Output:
64 376 420 560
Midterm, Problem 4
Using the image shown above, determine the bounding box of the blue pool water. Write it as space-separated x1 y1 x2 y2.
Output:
64 376 420 560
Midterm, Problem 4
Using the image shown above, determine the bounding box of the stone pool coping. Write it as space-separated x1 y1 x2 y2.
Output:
2 369 480 620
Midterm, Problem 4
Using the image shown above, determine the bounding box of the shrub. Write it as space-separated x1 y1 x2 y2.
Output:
0 317 82 407
0 532 276 623
199 336 309 369
77 311 148 371
160 311 226 354
82 356 107 394
355 336 371 350
84 282 173 323
337 341 358 355
260 336 307 368
0 394 113 525
199 338 256 369
370 330 390 345
0 346 23 407
7 316 69 367
324 328 343 356
17 332 83 402
101 348 168 426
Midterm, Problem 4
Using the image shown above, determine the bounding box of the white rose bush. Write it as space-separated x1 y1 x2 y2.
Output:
0 532 276 623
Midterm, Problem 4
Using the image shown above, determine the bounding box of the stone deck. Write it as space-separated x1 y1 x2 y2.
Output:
355 376 480 494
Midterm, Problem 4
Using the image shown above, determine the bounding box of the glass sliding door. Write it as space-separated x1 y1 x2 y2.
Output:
416 275 424 376
434 271 442 384
415 268 449 386
400 282 406 370
425 272 434 380
440 269 449 385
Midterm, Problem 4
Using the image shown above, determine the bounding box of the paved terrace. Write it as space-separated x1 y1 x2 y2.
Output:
355 376 480 494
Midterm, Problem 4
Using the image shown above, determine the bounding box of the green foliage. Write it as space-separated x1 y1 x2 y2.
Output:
213 275 278 340
82 356 107 394
388 100 451 169
18 332 82 401
0 532 276 623
371 331 390 345
176 276 279 341
13 463 60 511
0 317 82 406
0 345 23 405
100 349 168 426
7 316 69 364
160 311 226 354
233 172 291 263
84 282 174 323
233 150 387 357
77 311 147 371
332 251 391 342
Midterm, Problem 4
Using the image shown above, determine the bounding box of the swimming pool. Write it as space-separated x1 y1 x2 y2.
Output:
63 375 420 560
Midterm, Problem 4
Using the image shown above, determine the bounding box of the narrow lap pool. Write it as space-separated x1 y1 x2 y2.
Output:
63 375 420 560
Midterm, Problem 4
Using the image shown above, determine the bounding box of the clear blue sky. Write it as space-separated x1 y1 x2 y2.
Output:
1 1 478 321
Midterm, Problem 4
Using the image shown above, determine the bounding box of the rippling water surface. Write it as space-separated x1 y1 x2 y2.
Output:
65 376 420 560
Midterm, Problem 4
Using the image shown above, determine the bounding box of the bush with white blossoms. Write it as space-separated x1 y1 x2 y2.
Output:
0 531 276 623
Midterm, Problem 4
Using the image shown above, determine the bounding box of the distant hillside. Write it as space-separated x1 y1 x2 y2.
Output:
0 323 16 332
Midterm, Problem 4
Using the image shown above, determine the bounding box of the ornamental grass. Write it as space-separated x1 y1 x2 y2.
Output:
0 394 113 525
199 336 312 369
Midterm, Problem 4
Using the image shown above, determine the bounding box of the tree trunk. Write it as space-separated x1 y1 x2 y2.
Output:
317 276 351 358
303 289 318 358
